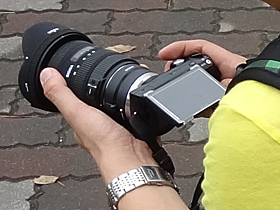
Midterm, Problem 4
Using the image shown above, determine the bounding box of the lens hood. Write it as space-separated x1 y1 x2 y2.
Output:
19 22 92 111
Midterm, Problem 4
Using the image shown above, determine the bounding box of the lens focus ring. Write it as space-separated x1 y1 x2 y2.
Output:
71 50 116 99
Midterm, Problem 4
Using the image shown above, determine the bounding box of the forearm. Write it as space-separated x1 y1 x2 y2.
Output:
118 185 188 210
91 139 189 210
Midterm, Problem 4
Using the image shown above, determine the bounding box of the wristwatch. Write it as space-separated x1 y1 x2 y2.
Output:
106 166 179 210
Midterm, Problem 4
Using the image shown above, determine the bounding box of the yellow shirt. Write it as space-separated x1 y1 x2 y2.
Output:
202 81 280 210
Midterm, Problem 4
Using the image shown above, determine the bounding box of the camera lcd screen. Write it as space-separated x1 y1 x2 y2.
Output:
145 65 226 125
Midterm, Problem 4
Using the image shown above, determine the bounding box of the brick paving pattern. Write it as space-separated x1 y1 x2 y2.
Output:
0 0 279 209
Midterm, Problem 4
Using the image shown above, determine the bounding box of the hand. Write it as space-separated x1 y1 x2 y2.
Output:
40 68 157 184
158 40 247 118
40 68 187 210
158 39 247 87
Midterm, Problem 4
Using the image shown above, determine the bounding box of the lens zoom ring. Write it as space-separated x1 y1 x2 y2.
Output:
49 40 89 69
72 50 116 99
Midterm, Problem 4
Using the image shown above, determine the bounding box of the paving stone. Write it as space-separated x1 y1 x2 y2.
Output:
0 146 99 179
0 0 62 11
68 0 167 11
36 177 201 209
135 59 165 73
219 10 280 32
172 0 269 10
162 122 193 143
0 115 62 146
62 127 77 146
189 118 209 142
159 32 263 56
89 34 153 57
0 86 17 114
162 119 208 143
14 98 52 115
0 180 34 210
265 32 279 42
162 127 184 142
175 176 201 205
1 12 108 36
111 11 215 34
0 61 22 86
52 119 77 146
37 179 107 210
164 144 205 176
0 1 274 209
0 37 23 60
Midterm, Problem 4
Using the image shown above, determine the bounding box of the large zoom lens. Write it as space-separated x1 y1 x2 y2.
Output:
19 22 157 125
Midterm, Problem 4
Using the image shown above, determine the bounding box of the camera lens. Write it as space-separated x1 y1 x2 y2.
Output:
19 22 157 124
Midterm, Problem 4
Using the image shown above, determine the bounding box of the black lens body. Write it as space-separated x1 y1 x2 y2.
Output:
19 22 163 134
19 22 222 137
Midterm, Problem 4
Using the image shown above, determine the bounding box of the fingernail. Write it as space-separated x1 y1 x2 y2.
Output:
40 68 52 85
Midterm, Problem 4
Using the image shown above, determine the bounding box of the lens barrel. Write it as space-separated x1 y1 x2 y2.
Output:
19 22 155 125
19 22 92 111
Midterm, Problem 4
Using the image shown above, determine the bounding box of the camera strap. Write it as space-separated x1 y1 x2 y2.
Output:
227 59 280 93
189 173 204 210
129 114 204 209
129 114 175 176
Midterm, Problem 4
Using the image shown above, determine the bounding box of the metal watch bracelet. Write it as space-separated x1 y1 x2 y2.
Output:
106 166 179 210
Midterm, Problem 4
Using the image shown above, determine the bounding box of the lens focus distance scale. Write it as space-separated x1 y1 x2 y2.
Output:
72 50 116 100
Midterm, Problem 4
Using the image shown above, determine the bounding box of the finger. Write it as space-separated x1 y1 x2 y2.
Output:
40 67 87 122
40 68 118 133
164 61 173 71
158 40 229 61
221 78 232 88
140 63 149 69
159 40 246 79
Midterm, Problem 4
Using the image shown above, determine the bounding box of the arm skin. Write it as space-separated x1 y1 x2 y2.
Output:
39 40 245 210
40 68 189 210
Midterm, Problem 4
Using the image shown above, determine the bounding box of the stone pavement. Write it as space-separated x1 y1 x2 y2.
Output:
0 0 280 209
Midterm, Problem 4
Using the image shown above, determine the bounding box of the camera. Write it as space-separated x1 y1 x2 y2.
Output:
19 22 225 138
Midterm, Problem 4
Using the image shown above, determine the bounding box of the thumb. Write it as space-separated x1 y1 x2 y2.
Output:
40 67 89 125
40 67 78 111
40 67 132 151
221 78 232 88
40 68 122 138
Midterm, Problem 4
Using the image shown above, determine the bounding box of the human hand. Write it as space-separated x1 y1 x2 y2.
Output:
158 40 246 118
40 67 156 184
158 40 247 87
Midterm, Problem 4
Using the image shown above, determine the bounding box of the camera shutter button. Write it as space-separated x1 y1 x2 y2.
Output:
170 59 185 68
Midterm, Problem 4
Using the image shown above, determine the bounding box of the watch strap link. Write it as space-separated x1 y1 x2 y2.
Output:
106 166 179 210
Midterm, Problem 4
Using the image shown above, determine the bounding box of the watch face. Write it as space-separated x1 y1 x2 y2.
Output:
141 166 168 181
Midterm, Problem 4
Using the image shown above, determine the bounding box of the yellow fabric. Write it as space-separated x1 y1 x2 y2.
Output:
202 80 280 210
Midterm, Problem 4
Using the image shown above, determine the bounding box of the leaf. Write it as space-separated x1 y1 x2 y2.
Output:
0 115 30 118
0 12 15 14
34 175 59 185
106 45 136 53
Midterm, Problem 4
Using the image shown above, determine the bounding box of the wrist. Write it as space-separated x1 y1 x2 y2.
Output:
92 139 158 184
